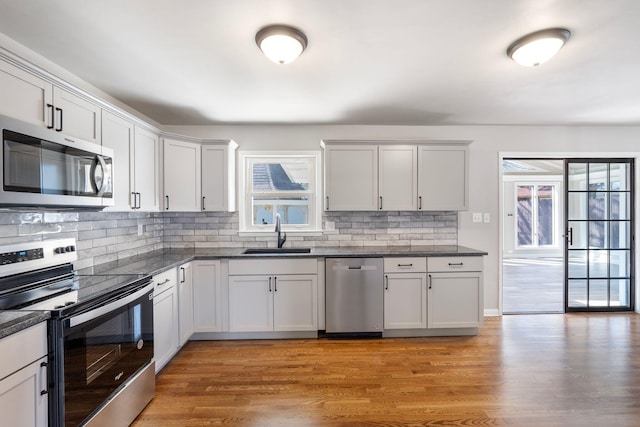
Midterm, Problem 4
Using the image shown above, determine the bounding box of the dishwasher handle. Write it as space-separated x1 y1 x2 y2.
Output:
332 265 379 271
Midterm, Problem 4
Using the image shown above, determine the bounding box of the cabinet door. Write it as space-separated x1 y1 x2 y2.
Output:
228 275 273 332
325 144 378 211
428 272 482 328
133 127 160 211
384 273 427 329
273 274 317 331
178 263 194 346
164 139 201 211
379 145 418 211
201 144 235 212
0 356 48 427
192 260 222 332
153 287 179 373
102 110 134 210
52 87 102 144
0 60 52 127
418 146 468 210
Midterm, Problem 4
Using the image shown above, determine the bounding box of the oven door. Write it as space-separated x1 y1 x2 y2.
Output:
60 283 154 426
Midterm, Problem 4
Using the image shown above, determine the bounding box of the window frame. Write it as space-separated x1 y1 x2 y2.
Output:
239 151 322 233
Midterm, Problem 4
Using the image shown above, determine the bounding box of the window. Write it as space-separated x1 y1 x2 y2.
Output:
516 183 558 248
240 152 321 232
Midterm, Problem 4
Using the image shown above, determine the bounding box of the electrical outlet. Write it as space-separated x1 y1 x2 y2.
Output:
484 213 491 223
472 213 482 223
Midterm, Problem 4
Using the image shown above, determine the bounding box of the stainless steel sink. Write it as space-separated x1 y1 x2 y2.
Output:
242 248 312 254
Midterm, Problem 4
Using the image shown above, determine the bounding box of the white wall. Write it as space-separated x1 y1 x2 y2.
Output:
165 123 640 314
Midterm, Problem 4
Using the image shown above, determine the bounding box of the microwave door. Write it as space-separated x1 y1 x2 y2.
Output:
3 139 42 192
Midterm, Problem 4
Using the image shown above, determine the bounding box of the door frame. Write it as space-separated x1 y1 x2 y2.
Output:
499 151 640 316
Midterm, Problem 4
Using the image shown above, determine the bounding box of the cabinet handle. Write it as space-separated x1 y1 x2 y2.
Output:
268 276 272 292
448 263 464 266
326 196 329 210
428 274 432 289
418 196 422 210
202 196 206 211
397 263 413 267
156 278 171 286
134 192 141 209
379 196 383 210
165 195 170 210
40 361 48 395
385 274 388 290
131 192 137 209
274 276 277 292
180 267 185 283
46 104 54 129
55 107 63 132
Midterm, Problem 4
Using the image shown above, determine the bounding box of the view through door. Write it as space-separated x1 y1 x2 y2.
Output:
502 159 565 314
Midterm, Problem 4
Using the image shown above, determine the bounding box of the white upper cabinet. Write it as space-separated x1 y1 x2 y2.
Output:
0 60 52 127
102 110 134 211
164 138 202 211
52 86 102 144
418 144 469 211
324 144 378 211
201 142 237 212
379 145 418 211
133 126 160 211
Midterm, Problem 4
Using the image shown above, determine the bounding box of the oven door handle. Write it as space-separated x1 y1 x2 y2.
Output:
69 282 153 327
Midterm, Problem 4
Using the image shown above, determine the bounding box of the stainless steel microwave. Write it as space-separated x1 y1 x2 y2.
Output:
0 115 113 209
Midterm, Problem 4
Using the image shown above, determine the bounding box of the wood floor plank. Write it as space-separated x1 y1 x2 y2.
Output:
133 314 640 426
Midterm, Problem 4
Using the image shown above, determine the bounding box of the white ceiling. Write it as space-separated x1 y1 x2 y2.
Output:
1 0 639 126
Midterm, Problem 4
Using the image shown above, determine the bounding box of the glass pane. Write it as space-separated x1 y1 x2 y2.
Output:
568 250 587 278
516 185 533 246
610 250 630 278
588 192 607 220
610 279 630 307
610 163 630 191
567 193 587 220
610 221 630 249
568 221 587 249
588 221 607 249
588 163 608 191
568 163 587 190
588 250 608 278
252 197 310 226
589 279 608 307
567 279 587 307
610 192 629 220
251 161 310 192
537 185 554 245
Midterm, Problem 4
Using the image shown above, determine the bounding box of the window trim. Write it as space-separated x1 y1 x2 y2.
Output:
239 151 322 233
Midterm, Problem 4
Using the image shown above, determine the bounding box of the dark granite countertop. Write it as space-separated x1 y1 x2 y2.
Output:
0 310 50 340
80 245 488 276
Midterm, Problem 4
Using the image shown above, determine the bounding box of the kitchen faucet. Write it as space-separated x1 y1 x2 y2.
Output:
275 213 286 248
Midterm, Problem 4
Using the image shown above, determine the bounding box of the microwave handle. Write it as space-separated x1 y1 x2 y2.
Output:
93 155 107 196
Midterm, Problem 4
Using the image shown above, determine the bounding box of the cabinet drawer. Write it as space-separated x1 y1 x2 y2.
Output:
428 256 483 272
384 257 426 273
0 322 47 380
153 267 177 294
229 258 317 275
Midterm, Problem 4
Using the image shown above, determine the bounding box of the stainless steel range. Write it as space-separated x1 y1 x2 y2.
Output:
0 239 155 427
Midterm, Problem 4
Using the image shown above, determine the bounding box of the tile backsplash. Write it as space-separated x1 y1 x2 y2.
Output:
0 209 457 269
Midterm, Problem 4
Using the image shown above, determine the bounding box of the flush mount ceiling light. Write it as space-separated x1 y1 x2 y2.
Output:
255 24 308 64
507 28 571 67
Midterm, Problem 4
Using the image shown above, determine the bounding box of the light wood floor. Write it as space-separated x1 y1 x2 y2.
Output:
133 314 640 426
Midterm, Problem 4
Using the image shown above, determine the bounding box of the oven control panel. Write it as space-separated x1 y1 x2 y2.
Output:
0 238 78 277
0 247 44 265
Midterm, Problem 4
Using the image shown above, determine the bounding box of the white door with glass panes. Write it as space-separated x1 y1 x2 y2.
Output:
241 154 320 232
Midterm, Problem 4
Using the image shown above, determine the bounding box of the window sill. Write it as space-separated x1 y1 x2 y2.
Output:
238 230 324 238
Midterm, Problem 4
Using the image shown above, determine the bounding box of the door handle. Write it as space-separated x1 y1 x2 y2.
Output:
55 107 63 131
268 276 272 292
567 227 573 245
165 195 169 210
274 276 277 292
202 196 206 211
428 274 432 289
93 156 107 196
180 267 185 283
46 104 54 129
379 196 383 210
326 196 329 210
418 196 422 210
385 274 388 290
40 361 48 396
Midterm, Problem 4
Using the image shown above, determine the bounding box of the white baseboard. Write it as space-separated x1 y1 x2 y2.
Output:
484 309 501 317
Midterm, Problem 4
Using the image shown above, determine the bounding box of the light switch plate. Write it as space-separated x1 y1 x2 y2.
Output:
472 213 482 223
483 213 491 223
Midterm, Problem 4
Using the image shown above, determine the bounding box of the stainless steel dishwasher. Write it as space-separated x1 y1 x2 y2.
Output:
325 257 384 337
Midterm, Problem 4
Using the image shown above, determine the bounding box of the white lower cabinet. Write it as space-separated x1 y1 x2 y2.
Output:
383 257 427 330
192 260 222 333
0 323 48 427
228 259 318 333
153 268 179 373
427 257 483 329
178 262 194 346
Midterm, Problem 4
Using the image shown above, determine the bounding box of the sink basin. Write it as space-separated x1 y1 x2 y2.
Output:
242 248 312 254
